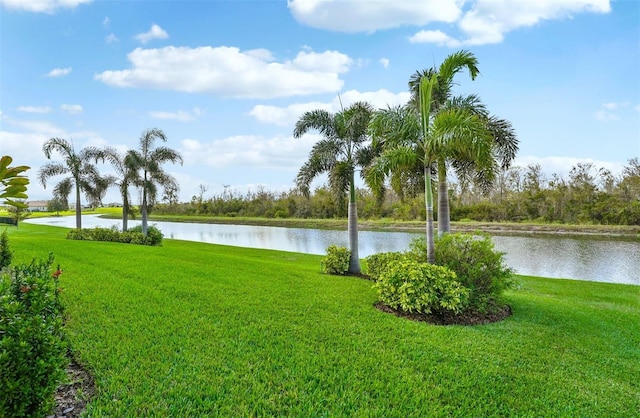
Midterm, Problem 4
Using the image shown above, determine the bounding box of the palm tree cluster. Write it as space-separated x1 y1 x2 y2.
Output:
38 129 182 235
295 50 518 271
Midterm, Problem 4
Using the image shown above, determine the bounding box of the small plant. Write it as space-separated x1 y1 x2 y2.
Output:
373 257 467 314
0 229 11 270
0 253 67 417
321 245 351 275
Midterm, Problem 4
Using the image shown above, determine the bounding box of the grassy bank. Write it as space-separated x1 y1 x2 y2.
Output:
99 212 640 238
4 224 639 416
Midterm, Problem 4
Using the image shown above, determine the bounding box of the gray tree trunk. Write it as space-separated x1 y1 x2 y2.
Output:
141 188 148 236
437 159 450 236
75 184 82 230
347 179 360 274
122 201 129 232
424 166 435 264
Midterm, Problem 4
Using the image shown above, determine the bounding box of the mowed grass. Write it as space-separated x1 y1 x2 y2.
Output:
6 224 640 417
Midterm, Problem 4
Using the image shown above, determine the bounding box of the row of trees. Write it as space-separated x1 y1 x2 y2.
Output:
159 158 639 224
38 129 183 235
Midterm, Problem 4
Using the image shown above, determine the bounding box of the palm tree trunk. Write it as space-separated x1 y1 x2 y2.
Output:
347 175 360 274
122 200 129 232
75 183 82 230
437 159 450 236
424 165 435 264
141 187 148 236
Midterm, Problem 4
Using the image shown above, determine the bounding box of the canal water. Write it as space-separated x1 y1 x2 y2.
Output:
25 215 639 285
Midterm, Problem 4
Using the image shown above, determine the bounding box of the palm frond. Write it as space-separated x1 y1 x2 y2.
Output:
38 162 68 188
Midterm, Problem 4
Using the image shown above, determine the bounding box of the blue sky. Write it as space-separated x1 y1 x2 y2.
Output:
1 0 638 204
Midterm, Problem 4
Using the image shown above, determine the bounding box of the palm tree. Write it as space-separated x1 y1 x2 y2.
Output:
103 148 138 231
127 128 183 236
293 101 375 274
38 138 107 229
369 78 491 263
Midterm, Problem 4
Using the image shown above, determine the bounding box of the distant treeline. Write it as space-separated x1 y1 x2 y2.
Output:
154 159 640 226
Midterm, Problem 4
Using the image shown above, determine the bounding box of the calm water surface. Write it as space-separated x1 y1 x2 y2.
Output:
26 215 639 285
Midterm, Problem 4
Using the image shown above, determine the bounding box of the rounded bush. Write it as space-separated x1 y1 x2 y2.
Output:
374 257 467 314
321 245 351 275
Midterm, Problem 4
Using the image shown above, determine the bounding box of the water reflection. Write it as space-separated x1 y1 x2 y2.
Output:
25 215 638 285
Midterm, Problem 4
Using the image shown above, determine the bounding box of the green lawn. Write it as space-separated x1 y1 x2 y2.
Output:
5 223 640 417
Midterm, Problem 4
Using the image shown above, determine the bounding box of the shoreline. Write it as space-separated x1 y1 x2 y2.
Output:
98 213 640 240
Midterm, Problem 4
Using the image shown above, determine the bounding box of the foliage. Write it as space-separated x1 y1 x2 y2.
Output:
0 253 67 417
66 225 164 246
410 233 514 311
364 251 405 281
38 137 111 229
47 197 68 215
6 203 30 227
373 257 467 313
0 230 11 270
4 224 639 416
0 156 30 209
126 128 183 236
320 245 351 275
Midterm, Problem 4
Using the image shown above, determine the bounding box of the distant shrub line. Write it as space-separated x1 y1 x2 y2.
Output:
66 225 164 246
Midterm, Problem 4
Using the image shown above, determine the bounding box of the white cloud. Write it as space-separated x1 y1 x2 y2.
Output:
288 0 461 32
17 106 52 114
103 16 109 27
379 58 390 69
289 0 611 46
250 89 410 126
95 46 352 98
61 104 83 114
180 134 319 170
148 108 202 122
594 101 630 122
105 33 118 43
134 24 169 44
0 0 91 13
45 67 72 77
408 30 461 47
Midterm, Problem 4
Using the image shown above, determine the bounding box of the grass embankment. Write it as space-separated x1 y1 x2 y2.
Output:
5 224 639 416
100 212 640 238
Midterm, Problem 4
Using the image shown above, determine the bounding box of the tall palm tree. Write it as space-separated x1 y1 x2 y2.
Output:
369 78 491 263
103 148 138 231
294 101 375 274
38 138 107 229
127 128 183 236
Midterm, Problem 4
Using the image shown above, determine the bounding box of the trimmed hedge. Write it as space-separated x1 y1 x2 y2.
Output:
67 225 164 246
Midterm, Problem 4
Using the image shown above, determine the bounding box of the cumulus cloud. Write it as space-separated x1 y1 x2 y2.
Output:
594 101 630 122
103 16 110 27
149 108 202 122
105 33 118 43
379 58 390 69
61 104 83 114
0 0 91 13
135 24 169 44
289 0 611 46
288 0 461 32
180 134 319 170
45 67 72 77
95 46 352 98
17 106 52 114
250 89 410 126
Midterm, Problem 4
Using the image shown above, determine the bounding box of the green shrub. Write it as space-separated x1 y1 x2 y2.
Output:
321 245 351 275
411 234 514 311
374 258 467 314
66 225 164 246
365 251 405 281
0 253 67 417
0 230 12 270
